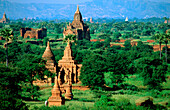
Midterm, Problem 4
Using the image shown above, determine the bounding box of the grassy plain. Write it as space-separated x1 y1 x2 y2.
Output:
25 74 170 110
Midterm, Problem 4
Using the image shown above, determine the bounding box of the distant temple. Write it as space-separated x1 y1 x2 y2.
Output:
90 17 94 23
63 5 90 41
164 19 170 24
20 28 47 39
125 17 128 22
0 12 10 23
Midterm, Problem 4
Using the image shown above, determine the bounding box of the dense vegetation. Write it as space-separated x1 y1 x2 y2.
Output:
0 18 169 109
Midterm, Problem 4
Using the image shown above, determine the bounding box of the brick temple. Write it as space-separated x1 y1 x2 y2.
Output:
20 28 47 39
63 5 90 41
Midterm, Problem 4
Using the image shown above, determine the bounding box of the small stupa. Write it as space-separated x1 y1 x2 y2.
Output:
125 17 128 22
48 76 65 106
64 79 73 100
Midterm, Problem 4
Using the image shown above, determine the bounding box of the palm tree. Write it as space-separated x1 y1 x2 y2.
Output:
0 28 13 67
64 34 77 42
154 33 164 59
164 30 170 63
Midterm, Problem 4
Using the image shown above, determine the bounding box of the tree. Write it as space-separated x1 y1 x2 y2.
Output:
16 54 52 99
80 53 106 89
104 37 111 48
0 65 28 109
0 47 5 62
164 30 170 63
104 53 129 85
123 40 132 51
113 32 121 39
64 34 76 42
135 57 167 90
8 41 22 65
43 37 49 46
154 33 164 59
0 28 13 67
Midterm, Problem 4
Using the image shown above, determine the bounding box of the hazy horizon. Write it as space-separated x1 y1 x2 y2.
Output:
5 0 170 4
5 0 92 4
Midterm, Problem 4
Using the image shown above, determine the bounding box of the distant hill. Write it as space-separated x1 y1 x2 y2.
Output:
0 0 169 20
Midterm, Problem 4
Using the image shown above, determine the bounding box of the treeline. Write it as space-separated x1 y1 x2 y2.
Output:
1 17 169 41
69 39 169 90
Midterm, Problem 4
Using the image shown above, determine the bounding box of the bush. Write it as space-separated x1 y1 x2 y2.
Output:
94 95 112 109
118 83 139 91
135 57 167 90
32 105 67 110
21 83 41 101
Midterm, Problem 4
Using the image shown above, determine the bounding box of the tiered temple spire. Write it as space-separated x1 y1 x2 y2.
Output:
48 76 65 106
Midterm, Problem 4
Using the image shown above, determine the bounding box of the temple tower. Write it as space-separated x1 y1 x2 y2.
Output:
42 41 57 73
3 12 6 19
48 76 65 106
63 5 90 40
58 39 82 85
0 12 10 23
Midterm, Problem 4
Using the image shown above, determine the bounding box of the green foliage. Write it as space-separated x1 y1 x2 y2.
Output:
111 98 133 110
118 83 138 91
43 37 49 46
135 57 167 90
94 96 145 110
8 41 22 64
123 40 132 50
21 83 41 101
97 33 110 39
0 47 5 62
112 32 121 39
16 54 51 84
64 34 76 42
0 28 13 42
134 41 153 53
80 53 105 88
122 32 133 39
94 95 112 109
104 72 124 87
31 105 67 110
104 37 111 48
92 41 104 49
0 65 28 110
15 54 52 100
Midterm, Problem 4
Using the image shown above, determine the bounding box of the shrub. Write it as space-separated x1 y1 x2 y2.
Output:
118 83 139 91
94 95 112 109
32 105 67 110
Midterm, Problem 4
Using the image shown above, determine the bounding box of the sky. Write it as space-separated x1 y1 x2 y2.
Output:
6 0 92 4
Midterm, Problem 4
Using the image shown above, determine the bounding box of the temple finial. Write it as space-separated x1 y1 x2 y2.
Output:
76 5 80 13
47 41 50 47
67 38 71 47
54 76 59 88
